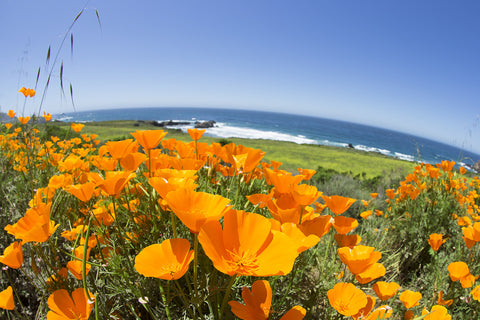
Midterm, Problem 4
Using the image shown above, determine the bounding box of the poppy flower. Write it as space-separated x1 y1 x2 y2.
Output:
7 110 16 118
187 128 206 141
352 295 376 320
428 233 446 251
437 291 453 306
165 188 231 233
18 116 30 125
71 123 85 133
5 203 59 243
334 234 361 248
4 123 12 129
198 209 298 276
43 112 52 122
337 245 382 275
0 286 14 310
297 168 316 180
355 263 386 284
131 129 167 150
120 152 147 171
66 182 95 202
327 282 368 316
471 285 480 302
321 195 356 215
67 260 91 280
0 241 23 269
332 216 358 235
299 214 333 239
363 305 393 320
276 222 320 253
18 87 35 97
104 139 139 160
421 305 451 320
448 261 476 288
228 280 306 320
399 290 422 309
47 288 94 320
292 184 321 206
360 210 373 219
96 171 136 197
372 281 400 301
135 238 194 280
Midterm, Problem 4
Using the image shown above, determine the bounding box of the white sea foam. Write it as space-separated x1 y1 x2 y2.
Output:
394 152 415 162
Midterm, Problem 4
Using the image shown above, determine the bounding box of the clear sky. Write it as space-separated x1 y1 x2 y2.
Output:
1 0 480 153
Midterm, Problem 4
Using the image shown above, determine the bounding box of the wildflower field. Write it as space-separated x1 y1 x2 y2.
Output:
1 99 480 319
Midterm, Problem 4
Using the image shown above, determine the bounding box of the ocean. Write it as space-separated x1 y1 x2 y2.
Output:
55 107 480 169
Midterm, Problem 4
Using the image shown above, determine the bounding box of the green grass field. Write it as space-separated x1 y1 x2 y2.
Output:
52 120 416 178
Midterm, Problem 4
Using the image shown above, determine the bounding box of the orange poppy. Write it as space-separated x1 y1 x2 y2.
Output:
299 214 333 239
471 285 480 302
370 193 378 199
372 281 400 301
337 245 382 275
0 286 14 310
67 259 91 280
66 182 95 202
292 184 322 206
135 238 194 280
229 280 271 320
104 139 139 159
43 112 52 122
332 216 359 235
427 233 446 251
437 291 453 306
363 305 393 320
120 152 147 171
18 87 35 97
277 222 320 253
4 123 12 129
71 123 85 133
399 290 422 309
327 282 367 316
5 203 59 243
0 241 23 269
198 209 298 276
447 261 475 288
297 168 316 180
96 171 136 197
165 188 231 233
131 129 167 150
18 116 30 125
352 295 376 320
334 234 361 248
355 263 386 284
7 110 16 118
187 128 206 141
421 305 451 320
321 195 356 215
360 210 373 219
47 288 94 320
385 189 396 200
228 280 306 320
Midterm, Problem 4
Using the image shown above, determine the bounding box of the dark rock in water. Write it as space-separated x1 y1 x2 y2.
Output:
474 160 480 172
195 120 216 128
348 143 354 149
153 120 190 127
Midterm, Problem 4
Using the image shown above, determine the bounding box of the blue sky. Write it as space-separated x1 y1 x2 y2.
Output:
1 0 480 153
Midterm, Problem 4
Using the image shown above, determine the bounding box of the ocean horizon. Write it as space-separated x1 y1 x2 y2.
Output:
54 107 480 170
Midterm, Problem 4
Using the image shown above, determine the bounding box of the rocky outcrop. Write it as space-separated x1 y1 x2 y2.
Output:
195 120 216 128
474 160 480 172
152 120 190 127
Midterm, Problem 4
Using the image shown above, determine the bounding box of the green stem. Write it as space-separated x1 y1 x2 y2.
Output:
171 212 177 238
82 217 93 300
159 280 172 320
174 280 196 319
220 275 237 319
